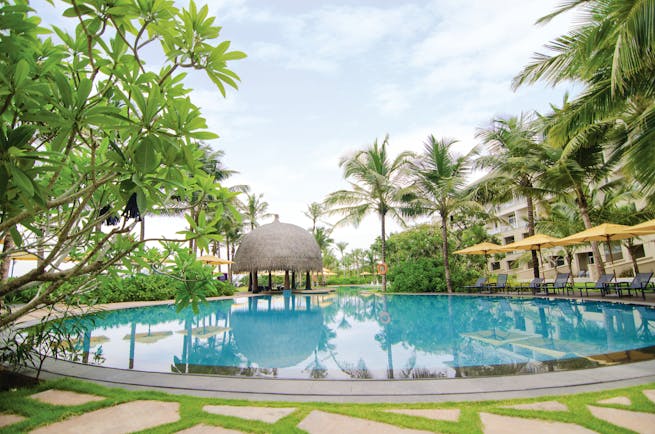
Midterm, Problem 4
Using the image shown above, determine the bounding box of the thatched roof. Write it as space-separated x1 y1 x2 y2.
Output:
233 215 323 273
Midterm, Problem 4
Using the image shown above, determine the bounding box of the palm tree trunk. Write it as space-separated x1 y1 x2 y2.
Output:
440 213 453 293
380 212 387 292
525 194 540 279
625 240 640 275
574 186 605 277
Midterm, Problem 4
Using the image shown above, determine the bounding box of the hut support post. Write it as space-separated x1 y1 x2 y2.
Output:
292 272 296 289
305 271 311 290
284 270 290 289
268 271 272 290
253 271 259 292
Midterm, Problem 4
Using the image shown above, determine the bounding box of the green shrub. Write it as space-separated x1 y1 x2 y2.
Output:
325 275 372 285
388 258 445 292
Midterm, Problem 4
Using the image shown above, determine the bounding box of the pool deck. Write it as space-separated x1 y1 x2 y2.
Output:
15 290 655 403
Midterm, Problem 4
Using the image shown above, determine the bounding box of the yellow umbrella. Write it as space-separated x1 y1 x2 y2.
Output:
501 234 562 279
8 253 39 261
552 223 636 273
454 242 508 255
622 219 655 235
197 255 234 265
454 242 508 277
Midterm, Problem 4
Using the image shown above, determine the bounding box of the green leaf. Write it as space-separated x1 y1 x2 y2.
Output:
189 130 218 140
13 59 30 87
10 226 23 247
8 165 34 196
136 189 148 214
133 137 160 172
76 78 93 108
7 126 35 148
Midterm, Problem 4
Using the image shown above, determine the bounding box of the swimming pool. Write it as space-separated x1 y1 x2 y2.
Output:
60 293 655 379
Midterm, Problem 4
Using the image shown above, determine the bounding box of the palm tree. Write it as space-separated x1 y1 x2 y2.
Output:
404 135 479 293
513 0 655 196
536 197 585 280
240 193 271 230
475 114 549 278
304 202 325 234
539 99 617 277
336 241 348 273
324 135 412 291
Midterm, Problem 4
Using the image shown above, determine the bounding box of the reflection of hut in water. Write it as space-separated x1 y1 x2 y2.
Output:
231 309 323 369
233 215 322 290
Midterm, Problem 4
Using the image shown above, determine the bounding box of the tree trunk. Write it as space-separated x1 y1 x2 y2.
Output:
575 186 605 278
440 212 453 293
625 240 639 275
0 233 15 282
525 194 539 279
381 212 387 292
140 216 146 242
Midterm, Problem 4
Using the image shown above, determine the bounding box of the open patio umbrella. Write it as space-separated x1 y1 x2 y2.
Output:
454 242 508 276
552 223 636 274
622 219 655 235
501 234 562 279
197 255 234 265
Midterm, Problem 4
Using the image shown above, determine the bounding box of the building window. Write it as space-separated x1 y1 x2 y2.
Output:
504 236 515 245
508 260 519 270
629 244 646 259
491 262 501 270
554 256 565 266
604 243 623 262
587 252 595 264
508 215 516 227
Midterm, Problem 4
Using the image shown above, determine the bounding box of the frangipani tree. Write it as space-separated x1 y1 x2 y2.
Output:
0 0 245 327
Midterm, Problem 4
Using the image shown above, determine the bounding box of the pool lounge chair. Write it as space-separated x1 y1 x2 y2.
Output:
582 273 614 297
515 277 543 295
542 272 572 296
605 272 653 299
485 273 510 293
463 277 487 293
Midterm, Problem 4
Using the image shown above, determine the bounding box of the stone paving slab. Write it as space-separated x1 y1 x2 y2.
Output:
587 405 655 434
479 413 597 434
385 408 460 422
297 410 434 434
644 389 655 404
29 400 179 434
502 400 569 412
597 396 631 405
30 389 105 406
176 424 246 434
203 405 296 424
0 413 26 428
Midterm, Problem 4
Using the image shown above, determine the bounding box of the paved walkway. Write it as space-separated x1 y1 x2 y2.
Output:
1 386 655 433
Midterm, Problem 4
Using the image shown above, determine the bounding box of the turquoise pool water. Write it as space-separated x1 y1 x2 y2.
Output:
63 294 655 379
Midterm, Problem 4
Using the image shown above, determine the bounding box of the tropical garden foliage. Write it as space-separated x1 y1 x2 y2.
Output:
0 0 245 328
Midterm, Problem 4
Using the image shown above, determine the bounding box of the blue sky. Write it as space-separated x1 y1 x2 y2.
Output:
186 0 578 251
37 0 579 254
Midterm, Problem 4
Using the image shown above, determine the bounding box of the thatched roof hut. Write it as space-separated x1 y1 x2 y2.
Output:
233 215 322 273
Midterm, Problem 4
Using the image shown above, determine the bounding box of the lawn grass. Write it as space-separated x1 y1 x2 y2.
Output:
0 378 654 433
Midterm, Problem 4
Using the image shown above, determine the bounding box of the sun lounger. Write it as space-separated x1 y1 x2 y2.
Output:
542 272 572 296
582 273 614 297
463 277 486 293
515 277 543 295
485 274 510 293
605 272 653 299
